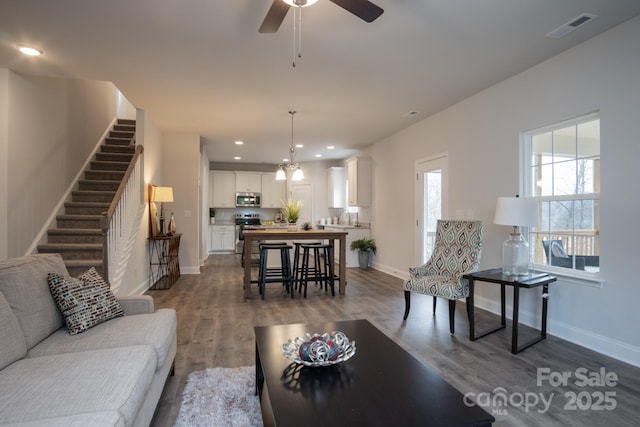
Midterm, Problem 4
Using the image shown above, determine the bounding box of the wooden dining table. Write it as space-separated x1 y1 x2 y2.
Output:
242 228 348 299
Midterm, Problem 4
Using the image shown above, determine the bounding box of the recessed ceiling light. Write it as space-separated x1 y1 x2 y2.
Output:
295 144 304 148
315 154 322 158
235 140 244 145
18 46 43 56
283 158 289 162
234 156 241 160
327 145 335 150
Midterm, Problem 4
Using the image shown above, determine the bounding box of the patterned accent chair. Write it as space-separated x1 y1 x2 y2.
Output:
403 220 483 334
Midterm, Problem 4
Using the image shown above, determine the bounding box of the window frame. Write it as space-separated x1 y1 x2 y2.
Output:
521 112 602 286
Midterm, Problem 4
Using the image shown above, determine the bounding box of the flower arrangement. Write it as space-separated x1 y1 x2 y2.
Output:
281 198 303 224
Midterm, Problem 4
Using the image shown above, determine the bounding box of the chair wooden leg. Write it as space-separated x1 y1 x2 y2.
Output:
403 291 411 320
448 300 456 334
433 296 437 314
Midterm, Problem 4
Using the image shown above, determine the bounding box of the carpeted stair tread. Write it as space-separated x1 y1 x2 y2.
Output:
100 145 135 154
85 170 126 180
91 160 130 171
38 243 103 251
48 228 102 235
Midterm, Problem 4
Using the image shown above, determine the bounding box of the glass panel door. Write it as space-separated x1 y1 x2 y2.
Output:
415 154 448 265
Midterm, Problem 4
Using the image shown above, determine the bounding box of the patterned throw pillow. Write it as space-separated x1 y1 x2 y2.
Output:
47 268 124 335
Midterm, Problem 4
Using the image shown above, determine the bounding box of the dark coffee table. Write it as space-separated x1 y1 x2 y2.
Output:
255 319 494 426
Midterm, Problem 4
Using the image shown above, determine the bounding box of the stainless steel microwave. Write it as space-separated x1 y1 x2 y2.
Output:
236 192 261 207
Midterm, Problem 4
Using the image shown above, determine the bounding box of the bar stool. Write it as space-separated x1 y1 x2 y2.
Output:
258 243 293 300
292 241 322 293
299 243 336 298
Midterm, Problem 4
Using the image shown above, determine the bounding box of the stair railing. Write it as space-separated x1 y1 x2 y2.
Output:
100 136 144 292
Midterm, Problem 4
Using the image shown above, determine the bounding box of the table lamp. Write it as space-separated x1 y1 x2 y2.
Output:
494 196 538 276
152 186 174 235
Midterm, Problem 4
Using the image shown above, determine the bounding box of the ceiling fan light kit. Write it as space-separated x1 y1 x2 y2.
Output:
259 0 384 67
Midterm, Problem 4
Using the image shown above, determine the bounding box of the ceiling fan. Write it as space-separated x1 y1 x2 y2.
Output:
259 0 384 33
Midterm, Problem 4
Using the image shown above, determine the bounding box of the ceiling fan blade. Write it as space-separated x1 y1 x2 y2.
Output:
329 0 384 23
259 0 290 33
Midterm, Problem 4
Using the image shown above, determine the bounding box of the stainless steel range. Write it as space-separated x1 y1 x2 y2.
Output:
235 213 261 254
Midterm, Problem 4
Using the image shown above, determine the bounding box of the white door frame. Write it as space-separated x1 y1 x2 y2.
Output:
414 153 449 266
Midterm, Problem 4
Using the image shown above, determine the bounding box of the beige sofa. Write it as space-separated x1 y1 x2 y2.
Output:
0 254 177 427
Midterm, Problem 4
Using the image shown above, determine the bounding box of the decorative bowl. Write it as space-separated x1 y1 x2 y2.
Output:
281 331 356 367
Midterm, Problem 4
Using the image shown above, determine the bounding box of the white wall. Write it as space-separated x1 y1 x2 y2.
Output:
0 70 8 260
163 132 201 274
370 16 640 366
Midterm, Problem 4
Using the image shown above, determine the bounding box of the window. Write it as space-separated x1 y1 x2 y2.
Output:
523 113 600 277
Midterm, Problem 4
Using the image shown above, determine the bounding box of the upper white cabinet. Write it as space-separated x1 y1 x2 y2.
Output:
327 167 345 209
346 157 371 207
210 171 236 208
261 173 285 208
235 172 262 193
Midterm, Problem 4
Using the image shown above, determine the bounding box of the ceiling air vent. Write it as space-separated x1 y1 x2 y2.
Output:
546 13 598 38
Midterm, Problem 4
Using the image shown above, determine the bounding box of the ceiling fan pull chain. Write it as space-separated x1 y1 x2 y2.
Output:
292 6 297 67
298 6 303 60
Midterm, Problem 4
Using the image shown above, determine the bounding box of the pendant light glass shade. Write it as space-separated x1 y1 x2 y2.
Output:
275 168 286 181
292 167 304 181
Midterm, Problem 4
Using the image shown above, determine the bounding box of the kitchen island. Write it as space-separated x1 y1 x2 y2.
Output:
242 228 348 299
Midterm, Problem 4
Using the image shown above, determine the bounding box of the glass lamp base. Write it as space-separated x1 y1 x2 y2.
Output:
502 232 529 276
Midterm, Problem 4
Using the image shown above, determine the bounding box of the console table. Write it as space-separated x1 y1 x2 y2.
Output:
148 234 181 290
464 268 557 354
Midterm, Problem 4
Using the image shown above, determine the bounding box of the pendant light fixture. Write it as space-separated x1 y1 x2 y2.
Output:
276 110 304 181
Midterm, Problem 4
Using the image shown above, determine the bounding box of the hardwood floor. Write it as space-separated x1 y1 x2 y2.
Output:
148 254 639 427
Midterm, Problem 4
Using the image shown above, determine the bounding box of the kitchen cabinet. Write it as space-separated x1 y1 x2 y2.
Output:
324 226 371 267
210 225 235 252
261 173 285 208
347 157 371 207
235 172 262 193
210 171 236 208
327 167 345 208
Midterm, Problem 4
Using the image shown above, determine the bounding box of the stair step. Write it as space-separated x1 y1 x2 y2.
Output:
90 160 129 171
113 124 135 132
79 180 120 191
56 214 102 229
100 144 135 155
117 118 136 126
109 130 134 139
37 243 103 260
64 259 104 277
95 152 134 162
64 202 110 215
48 228 103 243
85 170 125 181
105 137 132 146
71 190 115 203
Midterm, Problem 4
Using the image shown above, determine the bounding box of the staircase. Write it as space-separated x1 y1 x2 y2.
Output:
37 119 137 277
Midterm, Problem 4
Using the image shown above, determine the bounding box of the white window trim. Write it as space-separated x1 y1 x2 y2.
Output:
520 112 603 287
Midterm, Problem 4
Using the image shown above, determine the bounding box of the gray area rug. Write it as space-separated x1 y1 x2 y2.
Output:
174 366 262 427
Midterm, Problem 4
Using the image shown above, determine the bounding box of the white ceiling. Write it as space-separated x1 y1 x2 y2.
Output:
1 0 639 165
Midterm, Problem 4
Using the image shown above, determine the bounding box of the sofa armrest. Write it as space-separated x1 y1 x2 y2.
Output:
116 295 155 315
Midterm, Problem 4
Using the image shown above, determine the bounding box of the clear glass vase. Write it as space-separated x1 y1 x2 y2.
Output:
502 232 529 276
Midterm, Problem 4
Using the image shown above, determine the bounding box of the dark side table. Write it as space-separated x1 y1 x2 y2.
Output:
148 233 181 290
464 268 557 354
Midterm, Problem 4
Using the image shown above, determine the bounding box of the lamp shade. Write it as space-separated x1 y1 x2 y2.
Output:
152 186 174 203
275 168 286 181
494 197 538 227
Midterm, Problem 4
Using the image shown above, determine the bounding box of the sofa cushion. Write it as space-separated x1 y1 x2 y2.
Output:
0 292 28 370
0 346 156 426
0 411 125 427
0 254 66 349
28 308 176 370
47 270 124 335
